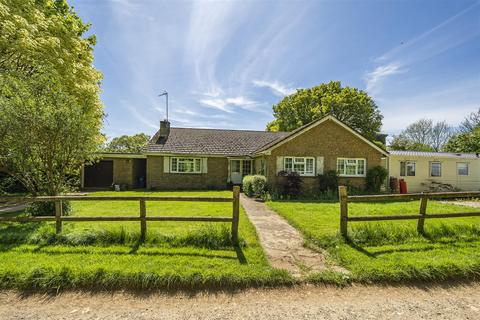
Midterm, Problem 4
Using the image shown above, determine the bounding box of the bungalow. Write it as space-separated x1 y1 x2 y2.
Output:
389 150 480 192
82 115 389 191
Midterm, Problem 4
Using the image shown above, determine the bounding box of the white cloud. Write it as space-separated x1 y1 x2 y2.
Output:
364 63 407 94
253 80 296 97
199 96 259 113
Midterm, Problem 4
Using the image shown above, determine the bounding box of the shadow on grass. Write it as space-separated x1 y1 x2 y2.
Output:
234 245 247 264
0 221 44 251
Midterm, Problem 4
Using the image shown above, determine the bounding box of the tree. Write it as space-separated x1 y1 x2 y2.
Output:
444 128 480 153
0 0 104 195
104 134 151 153
267 81 383 140
459 108 480 133
389 119 453 152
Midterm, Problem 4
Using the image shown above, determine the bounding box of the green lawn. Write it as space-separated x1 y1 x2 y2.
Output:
267 200 480 283
0 190 292 290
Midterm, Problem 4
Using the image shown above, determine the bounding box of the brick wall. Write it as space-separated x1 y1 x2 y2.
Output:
112 158 133 187
265 119 385 193
146 156 228 190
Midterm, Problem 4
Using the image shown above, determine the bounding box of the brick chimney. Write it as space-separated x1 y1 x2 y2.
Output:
159 120 170 138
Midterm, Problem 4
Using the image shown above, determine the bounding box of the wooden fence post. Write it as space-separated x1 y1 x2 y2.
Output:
417 194 428 234
140 199 146 241
338 186 348 238
55 200 62 234
232 186 240 246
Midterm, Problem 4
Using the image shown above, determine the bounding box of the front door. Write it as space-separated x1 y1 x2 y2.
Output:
230 160 242 184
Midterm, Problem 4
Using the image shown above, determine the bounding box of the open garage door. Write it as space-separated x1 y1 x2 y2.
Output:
83 160 113 188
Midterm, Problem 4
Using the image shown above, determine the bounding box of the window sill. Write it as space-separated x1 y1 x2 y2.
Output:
168 172 202 175
339 175 366 178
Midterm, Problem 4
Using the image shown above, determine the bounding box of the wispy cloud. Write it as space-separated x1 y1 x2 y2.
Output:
365 2 480 96
253 80 296 97
364 63 407 94
123 103 158 129
199 96 258 113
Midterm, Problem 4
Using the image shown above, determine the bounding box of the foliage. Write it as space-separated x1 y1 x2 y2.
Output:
459 108 480 133
277 171 303 198
0 0 104 196
365 166 388 192
25 201 71 217
268 200 480 282
389 119 453 152
242 175 267 198
104 133 150 153
267 81 383 140
318 170 339 194
0 190 294 290
0 172 27 194
444 128 480 153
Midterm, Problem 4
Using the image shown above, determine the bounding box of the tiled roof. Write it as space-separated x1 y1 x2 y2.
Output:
390 150 480 159
144 127 289 156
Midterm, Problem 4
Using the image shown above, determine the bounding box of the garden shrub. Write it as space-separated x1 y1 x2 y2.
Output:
242 175 267 198
318 170 339 194
0 172 27 194
366 165 388 192
26 201 71 217
277 171 302 198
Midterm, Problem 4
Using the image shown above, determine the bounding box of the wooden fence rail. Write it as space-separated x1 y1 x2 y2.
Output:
338 186 480 238
0 186 241 245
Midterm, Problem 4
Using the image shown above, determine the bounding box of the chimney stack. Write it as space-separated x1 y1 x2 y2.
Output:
159 120 170 138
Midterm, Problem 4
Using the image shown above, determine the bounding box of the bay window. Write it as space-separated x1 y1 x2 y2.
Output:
337 158 366 177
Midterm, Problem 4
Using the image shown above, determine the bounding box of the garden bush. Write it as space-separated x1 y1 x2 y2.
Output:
242 175 267 198
277 171 302 198
26 201 71 217
366 165 388 192
0 172 27 194
318 170 339 194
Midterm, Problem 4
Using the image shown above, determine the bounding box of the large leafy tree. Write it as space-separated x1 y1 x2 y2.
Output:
0 0 104 195
266 81 383 140
389 119 453 152
444 128 480 153
104 134 151 153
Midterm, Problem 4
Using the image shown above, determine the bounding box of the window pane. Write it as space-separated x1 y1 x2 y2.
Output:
458 163 469 176
400 162 406 176
346 163 357 175
242 160 251 176
406 162 416 176
357 160 365 175
337 159 345 174
195 159 201 172
306 158 314 174
430 162 441 177
171 158 177 172
284 158 293 172
294 162 305 174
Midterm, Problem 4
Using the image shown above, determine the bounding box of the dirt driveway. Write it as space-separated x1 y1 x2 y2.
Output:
1 284 479 320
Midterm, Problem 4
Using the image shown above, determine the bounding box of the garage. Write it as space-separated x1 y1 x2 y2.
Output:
83 160 113 189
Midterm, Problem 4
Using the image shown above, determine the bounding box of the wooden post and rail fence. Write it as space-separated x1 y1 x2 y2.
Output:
0 186 241 246
338 186 480 238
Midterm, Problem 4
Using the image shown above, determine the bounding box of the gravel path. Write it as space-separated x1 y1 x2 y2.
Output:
1 284 479 319
240 195 344 277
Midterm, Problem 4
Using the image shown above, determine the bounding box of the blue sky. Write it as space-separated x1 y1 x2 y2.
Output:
70 0 480 138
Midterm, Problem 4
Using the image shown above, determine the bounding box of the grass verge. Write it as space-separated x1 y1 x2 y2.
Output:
0 190 294 291
267 200 480 283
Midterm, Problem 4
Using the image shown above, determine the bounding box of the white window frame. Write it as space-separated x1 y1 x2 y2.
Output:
283 157 315 176
337 158 367 177
429 161 442 177
400 161 416 177
457 162 469 176
170 157 202 174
